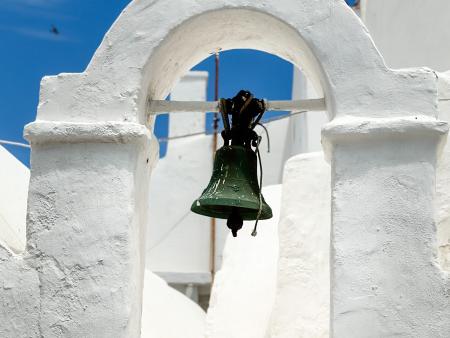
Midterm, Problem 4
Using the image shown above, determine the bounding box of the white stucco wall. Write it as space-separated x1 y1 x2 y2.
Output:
323 116 450 337
141 269 206 338
0 144 206 338
0 146 29 253
362 0 450 306
287 69 328 155
2 0 447 336
361 0 450 72
146 72 213 282
147 135 213 277
269 152 330 338
206 185 281 338
437 71 450 271
169 71 208 137
0 147 39 337
0 245 40 338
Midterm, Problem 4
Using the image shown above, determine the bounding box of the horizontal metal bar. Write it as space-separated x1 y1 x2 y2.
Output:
0 139 31 148
147 98 326 114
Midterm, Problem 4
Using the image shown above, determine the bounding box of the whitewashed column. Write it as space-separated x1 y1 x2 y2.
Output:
24 121 157 338
323 116 450 338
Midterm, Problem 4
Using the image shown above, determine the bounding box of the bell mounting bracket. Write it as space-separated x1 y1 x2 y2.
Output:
219 90 266 149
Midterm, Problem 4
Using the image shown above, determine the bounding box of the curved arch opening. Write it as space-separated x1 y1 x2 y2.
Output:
142 8 329 126
146 48 329 317
154 49 311 157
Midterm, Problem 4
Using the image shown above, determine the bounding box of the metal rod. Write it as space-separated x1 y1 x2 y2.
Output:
210 52 219 284
0 140 31 148
147 98 326 114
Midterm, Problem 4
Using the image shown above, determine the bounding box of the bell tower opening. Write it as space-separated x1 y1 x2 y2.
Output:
146 47 327 317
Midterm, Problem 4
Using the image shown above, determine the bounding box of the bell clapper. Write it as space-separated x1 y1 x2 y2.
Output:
227 207 244 237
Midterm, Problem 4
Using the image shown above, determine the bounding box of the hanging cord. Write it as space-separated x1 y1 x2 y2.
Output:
250 99 266 129
256 123 270 153
251 135 264 237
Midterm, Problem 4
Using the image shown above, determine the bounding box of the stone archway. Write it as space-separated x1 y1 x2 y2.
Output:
1 0 445 337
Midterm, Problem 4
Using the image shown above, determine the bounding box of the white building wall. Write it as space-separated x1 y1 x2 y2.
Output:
0 146 29 253
205 185 281 338
361 0 450 71
0 139 206 338
269 152 330 338
437 71 450 271
286 68 328 157
362 0 450 275
2 0 447 336
169 72 209 137
146 72 213 283
141 269 206 338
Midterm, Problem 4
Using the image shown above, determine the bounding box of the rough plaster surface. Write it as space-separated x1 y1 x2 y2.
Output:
323 116 450 337
1 0 447 336
0 147 39 338
141 269 206 338
36 0 437 124
206 185 281 338
437 71 450 271
147 135 213 275
19 122 157 337
0 140 205 338
269 153 330 338
0 246 40 338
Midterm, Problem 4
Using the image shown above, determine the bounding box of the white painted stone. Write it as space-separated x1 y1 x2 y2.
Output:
36 0 437 124
146 72 213 280
0 246 40 338
437 71 450 271
1 0 446 336
141 269 206 338
23 123 157 337
288 68 329 154
206 185 281 338
269 152 330 338
361 0 450 72
168 71 208 138
323 116 450 338
147 135 213 276
0 146 29 253
0 147 40 338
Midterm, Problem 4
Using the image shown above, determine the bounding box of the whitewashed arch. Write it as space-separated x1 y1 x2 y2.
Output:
36 0 437 126
3 0 445 337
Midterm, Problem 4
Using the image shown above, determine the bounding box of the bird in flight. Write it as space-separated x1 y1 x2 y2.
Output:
50 25 59 35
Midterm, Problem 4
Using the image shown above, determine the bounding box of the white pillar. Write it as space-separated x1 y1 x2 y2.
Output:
323 116 450 337
24 121 157 338
437 71 450 271
169 71 208 138
269 152 330 338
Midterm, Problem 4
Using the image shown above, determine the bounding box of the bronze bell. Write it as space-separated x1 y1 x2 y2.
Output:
191 90 273 237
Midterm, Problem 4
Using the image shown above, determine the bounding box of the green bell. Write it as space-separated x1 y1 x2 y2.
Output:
191 145 273 236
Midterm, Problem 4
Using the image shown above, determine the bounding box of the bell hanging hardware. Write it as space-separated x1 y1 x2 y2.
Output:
191 90 273 237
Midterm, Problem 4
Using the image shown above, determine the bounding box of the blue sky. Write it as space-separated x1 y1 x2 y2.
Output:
0 0 351 165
